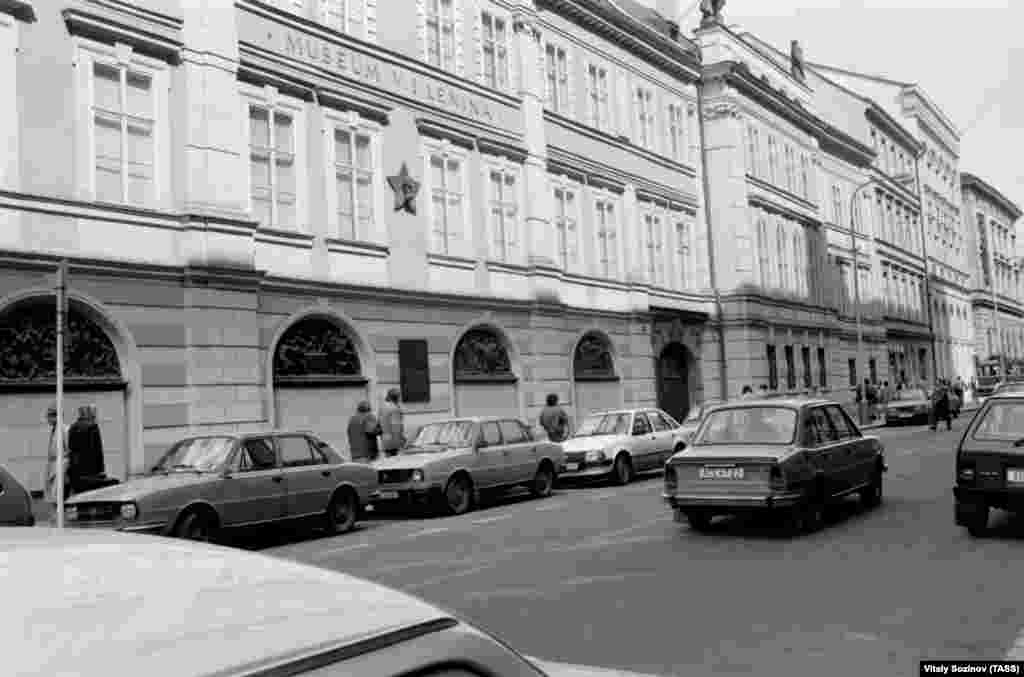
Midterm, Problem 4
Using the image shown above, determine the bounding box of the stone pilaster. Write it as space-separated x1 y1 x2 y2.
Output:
0 4 23 250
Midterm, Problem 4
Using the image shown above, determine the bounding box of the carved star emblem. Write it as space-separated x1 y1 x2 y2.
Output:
387 162 421 215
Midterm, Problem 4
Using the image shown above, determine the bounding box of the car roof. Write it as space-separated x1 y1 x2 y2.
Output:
1 528 451 677
710 397 834 409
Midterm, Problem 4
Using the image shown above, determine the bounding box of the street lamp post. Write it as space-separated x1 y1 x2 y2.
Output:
849 179 875 425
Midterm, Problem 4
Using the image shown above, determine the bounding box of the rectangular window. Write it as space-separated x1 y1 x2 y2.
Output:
587 64 611 130
767 345 779 390
487 165 518 262
767 136 778 184
634 86 655 149
784 146 796 192
553 185 578 270
802 345 812 388
428 149 465 254
545 44 569 113
322 0 366 39
817 346 827 388
333 126 373 240
92 61 155 206
595 198 618 278
426 0 456 71
785 345 796 390
746 123 756 174
800 155 809 198
644 211 664 286
668 102 686 162
481 12 509 91
848 358 856 387
675 220 691 290
831 185 843 226
249 105 296 228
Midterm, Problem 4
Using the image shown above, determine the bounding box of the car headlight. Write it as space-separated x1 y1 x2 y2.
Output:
411 469 425 483
120 503 138 520
64 506 77 521
585 449 606 463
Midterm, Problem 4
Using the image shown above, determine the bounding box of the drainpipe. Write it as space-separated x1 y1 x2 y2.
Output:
696 77 729 402
915 155 940 384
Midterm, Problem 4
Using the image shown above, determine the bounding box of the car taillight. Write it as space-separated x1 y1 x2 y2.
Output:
769 464 786 491
664 465 678 493
957 462 975 483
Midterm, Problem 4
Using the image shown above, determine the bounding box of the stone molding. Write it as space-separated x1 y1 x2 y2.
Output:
62 0 184 64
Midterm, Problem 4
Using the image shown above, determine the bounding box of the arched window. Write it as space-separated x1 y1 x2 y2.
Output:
273 317 363 384
0 301 121 389
453 327 514 382
573 332 615 381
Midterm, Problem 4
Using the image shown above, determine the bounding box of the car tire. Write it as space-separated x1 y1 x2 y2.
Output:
964 502 990 538
860 469 883 509
530 464 555 498
611 453 633 486
444 474 473 516
325 489 358 535
174 508 218 543
686 511 713 532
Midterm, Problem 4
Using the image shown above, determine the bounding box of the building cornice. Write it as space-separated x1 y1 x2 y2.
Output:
63 0 184 64
866 104 924 157
537 0 701 83
961 172 1023 221
900 85 961 142
870 168 921 208
0 0 35 22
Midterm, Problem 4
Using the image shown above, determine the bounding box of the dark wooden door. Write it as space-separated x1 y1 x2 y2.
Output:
657 343 691 425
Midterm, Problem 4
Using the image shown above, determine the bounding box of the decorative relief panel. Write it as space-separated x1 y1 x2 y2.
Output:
273 317 364 384
573 333 616 381
453 328 515 382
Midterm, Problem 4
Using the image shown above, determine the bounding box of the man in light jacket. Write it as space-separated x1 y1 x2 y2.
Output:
380 388 406 457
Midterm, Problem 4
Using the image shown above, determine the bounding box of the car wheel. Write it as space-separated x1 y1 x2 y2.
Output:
964 502 990 538
860 469 883 509
612 453 633 486
174 509 217 542
325 489 358 535
686 511 713 532
530 464 554 498
444 474 473 516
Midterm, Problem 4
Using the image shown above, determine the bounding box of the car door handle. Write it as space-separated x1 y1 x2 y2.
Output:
272 475 284 483
321 470 331 477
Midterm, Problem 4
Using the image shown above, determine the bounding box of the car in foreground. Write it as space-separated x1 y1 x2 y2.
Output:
560 408 685 484
678 401 721 446
0 464 34 526
884 387 932 424
663 398 886 534
372 417 564 515
991 379 1024 396
64 431 377 541
954 393 1024 537
1 527 664 677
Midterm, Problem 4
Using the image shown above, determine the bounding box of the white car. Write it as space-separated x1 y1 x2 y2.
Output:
2 528 664 677
560 408 686 484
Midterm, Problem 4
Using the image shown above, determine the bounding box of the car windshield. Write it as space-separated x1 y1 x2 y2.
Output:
152 437 235 473
973 401 1024 440
695 406 797 445
995 382 1024 394
573 413 631 437
898 389 926 401
410 421 476 451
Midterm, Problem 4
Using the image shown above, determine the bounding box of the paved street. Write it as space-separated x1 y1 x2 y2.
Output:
262 419 1024 677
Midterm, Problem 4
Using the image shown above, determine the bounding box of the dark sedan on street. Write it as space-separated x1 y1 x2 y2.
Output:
64 431 377 541
954 394 1024 537
0 464 34 526
663 398 886 534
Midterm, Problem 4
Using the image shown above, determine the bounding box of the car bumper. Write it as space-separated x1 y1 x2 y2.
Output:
663 492 804 511
371 485 443 507
558 459 614 480
954 485 1024 511
65 520 168 535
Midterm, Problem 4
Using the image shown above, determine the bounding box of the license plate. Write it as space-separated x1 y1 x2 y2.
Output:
1007 470 1024 483
565 463 579 472
377 490 399 500
699 466 744 480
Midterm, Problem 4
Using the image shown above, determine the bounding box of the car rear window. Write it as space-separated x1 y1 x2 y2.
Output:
696 406 797 445
972 401 1024 440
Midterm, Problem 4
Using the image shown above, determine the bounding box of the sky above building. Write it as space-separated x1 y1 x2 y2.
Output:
639 0 1022 229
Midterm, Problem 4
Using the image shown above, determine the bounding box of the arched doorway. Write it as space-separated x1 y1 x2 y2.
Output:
657 342 692 424
452 326 518 417
572 331 622 420
272 316 368 456
0 299 126 492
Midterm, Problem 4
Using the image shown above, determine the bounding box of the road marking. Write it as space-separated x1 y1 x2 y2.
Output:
311 542 372 561
562 572 660 587
472 514 515 525
403 526 451 539
406 562 498 591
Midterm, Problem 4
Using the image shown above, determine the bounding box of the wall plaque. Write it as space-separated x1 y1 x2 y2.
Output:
398 339 431 403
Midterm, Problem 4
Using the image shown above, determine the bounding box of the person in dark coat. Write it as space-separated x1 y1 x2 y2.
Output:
539 394 570 442
930 381 952 431
347 401 381 462
67 405 106 495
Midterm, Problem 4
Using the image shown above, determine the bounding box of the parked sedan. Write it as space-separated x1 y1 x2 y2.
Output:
954 393 1024 537
0 464 34 526
372 417 564 516
663 398 886 534
678 402 721 446
560 408 686 485
3 527 665 677
64 431 377 541
885 387 932 424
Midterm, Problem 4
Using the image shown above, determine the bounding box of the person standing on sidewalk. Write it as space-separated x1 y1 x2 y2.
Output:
43 404 70 509
347 401 381 463
539 394 570 442
380 388 406 458
930 381 952 431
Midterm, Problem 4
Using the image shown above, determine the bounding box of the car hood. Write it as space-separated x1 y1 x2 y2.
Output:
561 434 625 452
373 449 466 469
66 473 215 503
669 444 788 463
887 400 928 408
530 657 665 677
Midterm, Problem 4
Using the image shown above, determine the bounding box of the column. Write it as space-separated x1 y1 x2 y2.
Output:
0 3 25 249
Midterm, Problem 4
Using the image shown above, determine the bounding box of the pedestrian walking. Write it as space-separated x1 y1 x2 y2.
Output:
930 381 952 431
43 404 70 508
539 394 570 442
740 385 754 399
67 405 106 495
379 388 406 458
346 401 381 463
952 378 965 418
